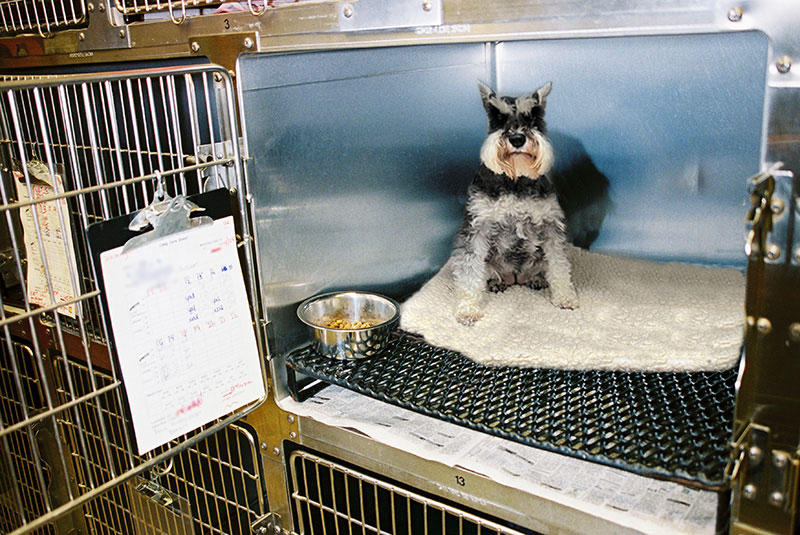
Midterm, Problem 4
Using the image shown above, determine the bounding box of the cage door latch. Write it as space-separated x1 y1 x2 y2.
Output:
251 512 286 535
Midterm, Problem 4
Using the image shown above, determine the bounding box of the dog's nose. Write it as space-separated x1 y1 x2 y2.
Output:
508 133 526 148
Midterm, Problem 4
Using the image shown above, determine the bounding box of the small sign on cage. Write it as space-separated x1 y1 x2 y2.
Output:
14 160 80 319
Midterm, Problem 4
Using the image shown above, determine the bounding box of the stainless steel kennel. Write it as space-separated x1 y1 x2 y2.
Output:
1 1 799 535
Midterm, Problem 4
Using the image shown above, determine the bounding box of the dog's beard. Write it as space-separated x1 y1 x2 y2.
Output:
481 130 554 180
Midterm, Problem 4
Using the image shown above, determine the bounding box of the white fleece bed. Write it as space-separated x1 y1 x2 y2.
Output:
400 247 744 372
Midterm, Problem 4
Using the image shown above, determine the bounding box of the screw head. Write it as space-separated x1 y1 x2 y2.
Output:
243 37 254 49
260 441 268 450
776 56 792 74
769 491 786 507
727 6 743 22
98 2 105 11
191 41 200 53
756 317 772 334
343 4 353 18
118 29 126 38
743 483 757 500
287 414 295 424
422 0 433 11
771 199 784 215
87 3 94 12
273 446 280 456
78 32 85 41
748 445 764 464
289 431 297 440
766 245 781 261
789 323 800 341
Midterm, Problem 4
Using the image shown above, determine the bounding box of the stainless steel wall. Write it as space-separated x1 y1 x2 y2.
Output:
239 32 767 354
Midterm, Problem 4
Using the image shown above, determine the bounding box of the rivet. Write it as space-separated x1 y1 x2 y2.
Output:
78 32 85 41
243 37 254 49
776 56 792 74
272 447 280 456
87 2 94 12
756 317 772 334
289 431 297 440
769 491 786 507
790 323 800 341
287 414 295 424
118 29 126 38
98 2 105 11
727 6 743 22
422 0 433 11
191 41 200 53
767 244 781 261
748 445 764 464
342 4 353 18
774 453 789 468
746 316 755 328
260 441 268 450
743 483 757 500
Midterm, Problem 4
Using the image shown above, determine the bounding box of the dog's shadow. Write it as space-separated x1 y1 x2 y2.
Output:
547 131 612 250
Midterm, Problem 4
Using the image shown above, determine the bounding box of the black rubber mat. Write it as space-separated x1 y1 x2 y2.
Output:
286 331 737 490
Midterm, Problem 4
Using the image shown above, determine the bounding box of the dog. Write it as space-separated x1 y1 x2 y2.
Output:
451 81 578 326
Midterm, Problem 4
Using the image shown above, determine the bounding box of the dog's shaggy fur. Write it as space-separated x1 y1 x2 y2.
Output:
451 81 578 325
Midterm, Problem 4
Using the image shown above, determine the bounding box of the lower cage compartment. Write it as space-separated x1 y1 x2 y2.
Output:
287 446 537 535
286 332 738 491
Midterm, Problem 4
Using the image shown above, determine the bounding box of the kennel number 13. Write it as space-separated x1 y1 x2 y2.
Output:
454 475 466 487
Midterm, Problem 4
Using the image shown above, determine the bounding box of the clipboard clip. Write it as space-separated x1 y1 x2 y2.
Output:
123 172 213 253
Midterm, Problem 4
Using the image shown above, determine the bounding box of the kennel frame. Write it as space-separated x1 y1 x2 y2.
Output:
0 1 799 535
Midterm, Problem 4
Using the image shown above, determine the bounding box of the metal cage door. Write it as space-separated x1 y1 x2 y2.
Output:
0 65 268 535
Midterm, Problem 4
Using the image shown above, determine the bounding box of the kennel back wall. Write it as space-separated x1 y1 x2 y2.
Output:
240 32 767 359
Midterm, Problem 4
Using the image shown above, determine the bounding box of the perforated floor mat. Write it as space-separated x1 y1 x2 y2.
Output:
286 332 737 490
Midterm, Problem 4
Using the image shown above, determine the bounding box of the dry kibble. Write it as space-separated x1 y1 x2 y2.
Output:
322 317 372 329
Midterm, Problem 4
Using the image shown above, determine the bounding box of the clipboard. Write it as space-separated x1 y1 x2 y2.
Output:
87 188 265 455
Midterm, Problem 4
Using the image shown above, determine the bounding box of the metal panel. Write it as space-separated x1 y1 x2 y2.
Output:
0 65 267 535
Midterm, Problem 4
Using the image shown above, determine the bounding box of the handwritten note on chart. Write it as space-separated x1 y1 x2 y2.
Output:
100 215 265 454
15 166 80 318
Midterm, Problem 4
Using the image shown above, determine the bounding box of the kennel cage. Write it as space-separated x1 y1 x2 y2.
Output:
0 1 799 535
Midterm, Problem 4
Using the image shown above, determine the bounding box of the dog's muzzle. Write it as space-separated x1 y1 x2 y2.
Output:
508 133 526 148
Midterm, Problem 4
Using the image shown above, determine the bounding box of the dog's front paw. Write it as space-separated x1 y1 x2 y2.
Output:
551 288 579 310
455 302 484 326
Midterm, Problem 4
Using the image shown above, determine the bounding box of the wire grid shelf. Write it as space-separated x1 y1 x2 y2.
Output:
0 0 86 37
287 331 739 491
290 449 532 535
0 66 265 535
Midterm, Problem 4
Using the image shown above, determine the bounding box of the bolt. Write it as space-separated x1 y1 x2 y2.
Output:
243 37 254 49
748 445 764 464
727 6 743 22
769 491 786 507
260 441 268 450
422 0 433 11
343 4 353 18
767 245 781 261
776 56 792 74
273 447 280 456
756 317 772 334
98 2 105 11
78 32 85 41
287 414 295 424
191 41 200 53
789 323 800 341
87 2 94 12
743 483 757 500
118 29 126 39
289 431 297 440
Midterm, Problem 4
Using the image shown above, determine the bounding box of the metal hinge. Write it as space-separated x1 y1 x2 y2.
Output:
251 512 289 535
745 162 795 264
728 423 800 511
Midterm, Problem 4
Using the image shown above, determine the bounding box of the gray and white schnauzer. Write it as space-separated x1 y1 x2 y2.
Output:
451 81 578 326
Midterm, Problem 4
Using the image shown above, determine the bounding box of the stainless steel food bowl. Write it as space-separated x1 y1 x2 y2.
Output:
297 291 400 360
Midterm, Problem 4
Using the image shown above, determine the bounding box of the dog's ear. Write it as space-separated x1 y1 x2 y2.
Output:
516 81 553 114
478 80 512 131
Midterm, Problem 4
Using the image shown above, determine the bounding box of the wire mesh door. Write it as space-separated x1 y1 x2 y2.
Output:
0 65 268 535
0 0 87 37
